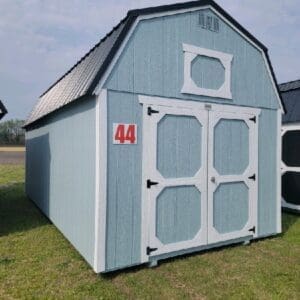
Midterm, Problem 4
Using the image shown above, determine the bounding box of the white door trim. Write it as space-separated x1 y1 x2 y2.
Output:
139 94 261 261
139 95 260 115
207 109 260 243
94 89 107 273
145 105 208 257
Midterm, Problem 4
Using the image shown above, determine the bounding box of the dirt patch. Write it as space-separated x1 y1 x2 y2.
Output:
0 151 25 165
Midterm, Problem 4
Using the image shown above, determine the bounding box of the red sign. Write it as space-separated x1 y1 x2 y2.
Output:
113 123 137 144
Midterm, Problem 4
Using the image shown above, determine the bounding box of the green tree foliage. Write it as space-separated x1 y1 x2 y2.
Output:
0 119 25 145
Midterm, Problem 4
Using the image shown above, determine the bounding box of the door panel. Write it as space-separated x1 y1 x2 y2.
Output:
208 111 258 243
141 98 259 259
146 104 208 256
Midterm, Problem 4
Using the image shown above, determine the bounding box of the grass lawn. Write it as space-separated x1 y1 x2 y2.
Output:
0 165 299 299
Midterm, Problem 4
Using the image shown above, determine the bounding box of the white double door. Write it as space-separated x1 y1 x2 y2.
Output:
141 97 259 258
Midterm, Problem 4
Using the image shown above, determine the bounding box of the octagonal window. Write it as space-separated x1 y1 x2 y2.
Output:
156 186 201 244
282 130 300 167
214 119 249 175
191 55 225 90
213 182 249 234
157 115 202 178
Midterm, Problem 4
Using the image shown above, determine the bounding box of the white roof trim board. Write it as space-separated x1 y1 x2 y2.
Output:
25 0 284 128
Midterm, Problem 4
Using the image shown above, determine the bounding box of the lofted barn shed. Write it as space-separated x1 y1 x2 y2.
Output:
25 0 284 273
280 79 300 212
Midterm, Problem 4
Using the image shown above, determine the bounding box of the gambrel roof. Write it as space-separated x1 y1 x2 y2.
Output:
25 0 284 128
0 100 7 120
280 79 300 124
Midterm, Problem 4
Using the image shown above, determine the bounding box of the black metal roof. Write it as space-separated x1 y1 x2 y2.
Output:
279 80 300 124
25 0 284 129
0 100 7 120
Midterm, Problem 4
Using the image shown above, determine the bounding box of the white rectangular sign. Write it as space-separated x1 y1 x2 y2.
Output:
113 123 137 144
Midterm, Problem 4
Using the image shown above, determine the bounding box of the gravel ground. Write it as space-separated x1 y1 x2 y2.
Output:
0 151 25 165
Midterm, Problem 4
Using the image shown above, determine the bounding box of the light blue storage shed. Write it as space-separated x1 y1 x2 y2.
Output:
25 0 284 273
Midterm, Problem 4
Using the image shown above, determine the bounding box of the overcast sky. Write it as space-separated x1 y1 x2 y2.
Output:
0 0 299 120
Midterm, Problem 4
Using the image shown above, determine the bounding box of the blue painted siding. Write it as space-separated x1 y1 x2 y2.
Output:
105 9 279 110
214 182 249 234
257 108 278 236
106 91 142 271
214 119 249 175
26 97 96 266
156 186 201 244
157 115 202 178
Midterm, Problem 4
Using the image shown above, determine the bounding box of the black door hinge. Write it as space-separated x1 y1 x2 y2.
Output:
148 107 159 116
248 174 256 181
249 116 256 123
147 179 159 189
249 226 256 234
147 246 158 255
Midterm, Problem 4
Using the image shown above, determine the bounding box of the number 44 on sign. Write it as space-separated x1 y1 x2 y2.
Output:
113 123 137 144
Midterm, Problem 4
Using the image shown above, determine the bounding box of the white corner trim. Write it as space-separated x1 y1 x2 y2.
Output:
276 110 282 233
94 89 107 273
93 5 283 113
181 43 233 99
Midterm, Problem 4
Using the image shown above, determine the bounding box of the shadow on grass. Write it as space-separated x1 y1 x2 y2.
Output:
0 182 49 236
281 211 299 234
104 212 299 279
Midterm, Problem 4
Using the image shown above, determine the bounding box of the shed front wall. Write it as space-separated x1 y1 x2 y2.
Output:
104 90 279 271
103 8 280 272
26 97 96 266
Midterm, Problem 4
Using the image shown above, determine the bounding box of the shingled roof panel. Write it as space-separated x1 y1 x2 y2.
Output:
280 81 300 124
25 19 127 126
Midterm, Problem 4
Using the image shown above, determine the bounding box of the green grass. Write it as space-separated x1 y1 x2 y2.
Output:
0 165 299 299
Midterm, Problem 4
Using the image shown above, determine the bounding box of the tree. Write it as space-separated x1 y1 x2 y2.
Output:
0 119 25 145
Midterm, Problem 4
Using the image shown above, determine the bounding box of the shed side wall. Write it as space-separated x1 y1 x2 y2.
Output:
26 97 96 266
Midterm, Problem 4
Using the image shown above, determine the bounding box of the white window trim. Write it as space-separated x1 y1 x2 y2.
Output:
181 43 233 99
281 123 300 212
94 5 284 113
94 89 107 273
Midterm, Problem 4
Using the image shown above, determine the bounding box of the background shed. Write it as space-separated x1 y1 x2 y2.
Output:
0 100 7 120
280 79 300 212
25 0 284 273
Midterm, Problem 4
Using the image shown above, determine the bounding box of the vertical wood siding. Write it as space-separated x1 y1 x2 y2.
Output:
26 97 96 266
106 9 279 110
257 108 278 236
106 91 142 270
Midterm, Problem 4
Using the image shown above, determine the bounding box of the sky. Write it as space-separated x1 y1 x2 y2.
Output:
0 0 299 120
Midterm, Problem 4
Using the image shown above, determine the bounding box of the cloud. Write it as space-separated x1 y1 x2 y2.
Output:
0 0 299 120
